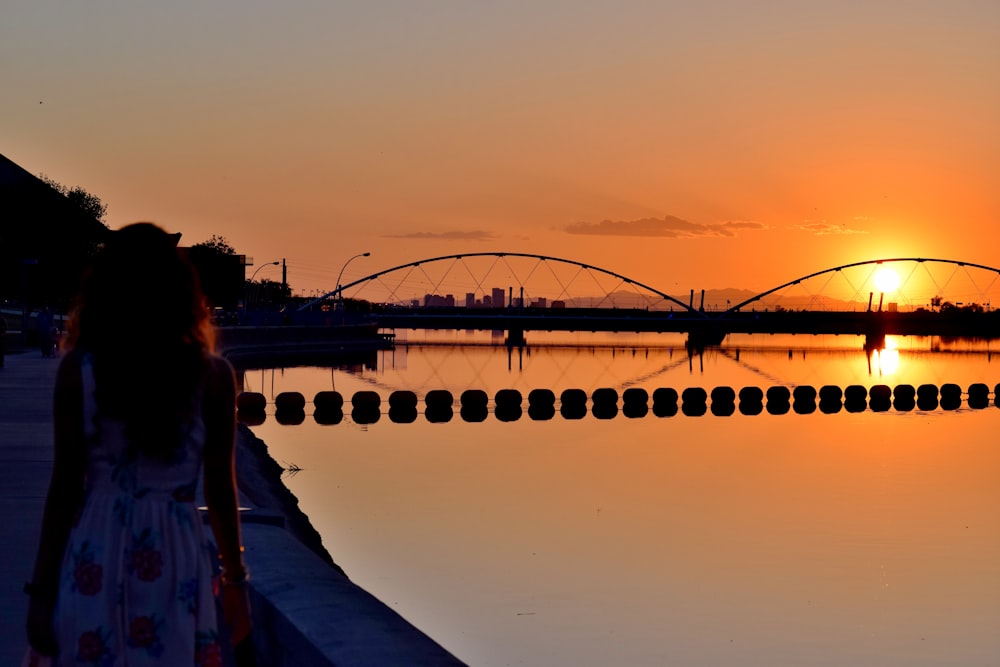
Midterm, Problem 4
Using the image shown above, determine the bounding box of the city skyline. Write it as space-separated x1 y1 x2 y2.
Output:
3 2 997 296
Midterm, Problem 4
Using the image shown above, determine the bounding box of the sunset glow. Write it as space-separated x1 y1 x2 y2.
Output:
874 267 901 294
3 3 998 296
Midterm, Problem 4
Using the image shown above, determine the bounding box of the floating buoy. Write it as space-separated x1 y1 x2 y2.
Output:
738 386 764 416
388 407 417 424
967 383 989 409
424 389 454 409
940 383 962 411
424 406 453 423
388 391 417 410
792 385 817 403
314 391 344 412
869 384 891 412
622 387 648 406
495 389 522 410
528 404 556 421
460 389 489 409
844 385 867 413
528 388 556 408
237 392 266 413
275 392 305 412
592 388 619 407
681 387 707 417
352 391 381 410
460 405 488 423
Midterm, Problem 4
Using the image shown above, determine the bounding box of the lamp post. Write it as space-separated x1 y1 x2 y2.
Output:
245 261 279 324
335 252 371 312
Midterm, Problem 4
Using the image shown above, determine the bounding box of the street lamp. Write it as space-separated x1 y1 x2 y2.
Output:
245 261 280 323
335 252 371 311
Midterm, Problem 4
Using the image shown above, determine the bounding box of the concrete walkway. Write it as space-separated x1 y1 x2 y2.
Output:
0 351 464 666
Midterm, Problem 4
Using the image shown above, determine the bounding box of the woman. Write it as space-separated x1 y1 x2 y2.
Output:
25 223 251 664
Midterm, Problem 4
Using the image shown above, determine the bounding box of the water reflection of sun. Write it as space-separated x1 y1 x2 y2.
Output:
871 335 900 375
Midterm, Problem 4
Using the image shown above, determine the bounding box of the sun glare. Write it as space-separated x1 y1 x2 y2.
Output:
874 267 901 293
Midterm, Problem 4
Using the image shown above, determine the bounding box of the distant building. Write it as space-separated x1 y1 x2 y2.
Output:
551 300 566 309
530 297 547 308
465 292 476 308
424 293 455 307
0 152 109 307
492 287 505 309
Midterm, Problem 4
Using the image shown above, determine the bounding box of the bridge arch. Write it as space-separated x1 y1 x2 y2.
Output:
299 252 702 314
726 258 1000 314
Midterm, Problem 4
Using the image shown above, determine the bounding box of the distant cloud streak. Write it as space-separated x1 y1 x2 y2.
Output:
794 221 868 235
565 216 767 238
383 230 497 241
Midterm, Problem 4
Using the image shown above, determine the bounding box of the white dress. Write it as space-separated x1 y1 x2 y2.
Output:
54 358 221 666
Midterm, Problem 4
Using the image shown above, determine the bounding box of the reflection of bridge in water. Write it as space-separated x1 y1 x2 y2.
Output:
299 255 1000 346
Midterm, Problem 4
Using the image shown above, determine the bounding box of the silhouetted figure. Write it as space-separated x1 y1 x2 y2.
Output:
25 223 252 664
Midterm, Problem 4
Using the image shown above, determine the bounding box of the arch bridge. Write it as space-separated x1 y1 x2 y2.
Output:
297 254 1000 343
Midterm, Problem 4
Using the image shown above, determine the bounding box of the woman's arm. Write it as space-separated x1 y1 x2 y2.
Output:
202 354 251 644
27 352 88 655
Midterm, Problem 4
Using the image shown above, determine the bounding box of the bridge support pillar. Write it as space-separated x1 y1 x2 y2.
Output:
506 327 526 347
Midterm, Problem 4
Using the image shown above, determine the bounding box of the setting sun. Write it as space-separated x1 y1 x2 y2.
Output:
874 267 901 294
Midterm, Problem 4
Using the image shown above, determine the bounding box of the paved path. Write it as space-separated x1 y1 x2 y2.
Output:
0 351 61 665
0 351 465 666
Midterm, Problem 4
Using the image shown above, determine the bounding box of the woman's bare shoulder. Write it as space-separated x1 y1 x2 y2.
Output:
204 353 236 394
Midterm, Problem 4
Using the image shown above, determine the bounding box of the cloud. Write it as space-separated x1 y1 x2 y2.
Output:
794 220 869 235
382 230 498 241
564 215 766 238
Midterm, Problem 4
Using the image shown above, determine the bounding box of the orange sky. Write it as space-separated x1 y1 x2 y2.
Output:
3 2 998 296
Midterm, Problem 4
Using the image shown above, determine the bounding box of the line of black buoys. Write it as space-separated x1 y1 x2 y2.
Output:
969 383 989 409
240 381 1000 426
652 387 679 417
844 385 867 413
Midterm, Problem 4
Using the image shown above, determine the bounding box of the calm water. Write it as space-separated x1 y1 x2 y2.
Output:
242 332 1000 666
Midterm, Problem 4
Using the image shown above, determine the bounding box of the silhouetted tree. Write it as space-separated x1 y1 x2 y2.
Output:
186 236 245 310
39 174 108 226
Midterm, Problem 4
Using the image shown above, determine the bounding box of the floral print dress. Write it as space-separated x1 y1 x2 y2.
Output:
54 359 222 666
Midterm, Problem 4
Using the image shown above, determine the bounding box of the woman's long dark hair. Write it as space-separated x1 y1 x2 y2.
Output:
64 222 216 459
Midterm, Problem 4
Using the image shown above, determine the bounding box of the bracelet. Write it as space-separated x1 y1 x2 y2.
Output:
24 581 56 601
220 567 250 587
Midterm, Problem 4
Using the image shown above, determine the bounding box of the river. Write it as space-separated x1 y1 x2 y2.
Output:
240 332 1000 666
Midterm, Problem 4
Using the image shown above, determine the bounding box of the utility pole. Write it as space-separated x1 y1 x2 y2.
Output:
281 258 287 300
